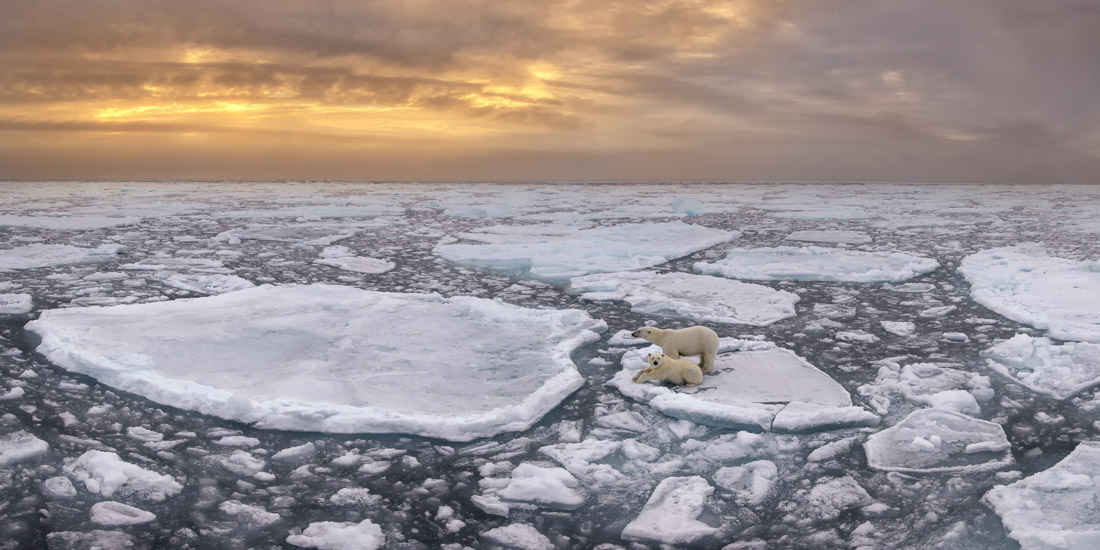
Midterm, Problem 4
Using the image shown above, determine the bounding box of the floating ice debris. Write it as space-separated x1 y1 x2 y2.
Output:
314 245 395 274
802 475 873 522
694 246 938 282
496 463 584 509
160 273 255 295
864 409 1012 473
90 501 156 526
786 230 872 244
714 460 777 505
42 476 78 499
0 214 141 230
219 500 281 528
621 476 718 545
329 487 380 506
0 386 25 401
570 271 798 326
214 222 368 246
64 450 183 501
286 519 385 550
960 245 1100 342
480 523 554 550
881 321 916 337
982 334 1100 400
272 442 316 464
125 427 164 442
837 330 880 344
434 221 734 282
46 530 136 549
27 284 604 441
211 451 266 476
0 243 123 271
984 441 1100 550
609 342 876 431
857 361 991 416
0 293 32 314
0 430 49 467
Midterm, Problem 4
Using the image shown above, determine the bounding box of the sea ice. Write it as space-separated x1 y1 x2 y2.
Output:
570 271 798 326
160 273 255 295
694 246 938 282
434 221 734 282
802 475 874 522
864 409 1012 473
714 460 778 505
46 530 136 549
286 519 385 550
214 222 367 246
495 462 584 509
984 441 1100 550
27 284 604 441
42 476 78 499
219 500 281 528
90 501 156 526
881 321 916 337
0 243 123 271
982 334 1100 400
0 430 49 467
621 476 718 545
960 245 1100 342
480 523 554 550
0 293 32 314
64 450 183 501
314 246 395 274
786 230 872 244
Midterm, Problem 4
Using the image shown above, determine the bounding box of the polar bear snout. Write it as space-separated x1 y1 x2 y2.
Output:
631 329 641 337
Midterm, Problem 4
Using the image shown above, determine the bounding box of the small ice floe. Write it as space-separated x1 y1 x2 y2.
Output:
960 245 1100 343
880 321 916 337
314 245 395 274
714 460 778 505
493 462 585 510
0 386 25 401
836 330 880 344
982 334 1100 400
26 284 604 441
46 530 136 549
480 523 554 550
786 230 872 244
0 214 141 230
621 476 718 545
797 475 874 523
0 243 123 271
864 409 1012 473
219 500 281 528
271 442 316 465
90 501 156 526
983 440 1100 550
434 221 734 282
609 341 877 432
570 271 798 326
286 519 385 550
329 487 380 506
694 246 938 282
857 361 991 416
210 451 266 477
42 476 78 499
214 222 368 246
0 293 32 314
0 430 49 467
125 426 164 443
64 450 182 501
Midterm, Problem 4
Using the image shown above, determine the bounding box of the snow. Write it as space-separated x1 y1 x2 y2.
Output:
621 476 718 545
982 334 1100 400
714 460 777 505
570 271 798 326
864 409 1013 473
63 450 183 501
0 430 49 467
434 221 734 282
984 441 1100 550
0 243 123 271
495 462 584 509
27 284 604 441
786 230 872 244
694 246 938 282
480 523 554 550
960 245 1100 343
314 246 394 274
286 519 385 550
0 293 32 314
609 342 876 431
90 501 156 526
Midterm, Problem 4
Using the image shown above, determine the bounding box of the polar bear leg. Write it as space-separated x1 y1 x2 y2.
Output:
699 351 715 373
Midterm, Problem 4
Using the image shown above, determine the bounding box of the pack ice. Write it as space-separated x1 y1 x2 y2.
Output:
982 334 1100 400
26 284 605 441
863 409 1012 473
984 441 1100 550
433 222 734 282
694 246 938 282
960 245 1100 342
609 341 877 431
569 271 798 326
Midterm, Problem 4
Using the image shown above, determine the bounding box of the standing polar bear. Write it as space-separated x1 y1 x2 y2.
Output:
631 325 719 373
633 352 703 386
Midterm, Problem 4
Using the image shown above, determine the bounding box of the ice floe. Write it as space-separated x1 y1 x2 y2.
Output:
314 246 395 274
64 450 182 501
480 523 553 550
434 222 734 282
90 501 156 526
714 460 777 505
0 293 32 314
609 341 877 431
982 334 1100 400
0 430 49 467
786 230 872 244
0 243 123 271
621 476 717 545
214 222 369 246
857 361 992 417
694 246 938 282
27 284 604 441
960 245 1100 342
570 271 798 326
287 519 385 550
984 441 1100 550
864 409 1012 473
494 462 584 510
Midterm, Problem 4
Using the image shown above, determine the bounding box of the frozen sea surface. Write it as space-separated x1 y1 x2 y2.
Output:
1 181 1099 549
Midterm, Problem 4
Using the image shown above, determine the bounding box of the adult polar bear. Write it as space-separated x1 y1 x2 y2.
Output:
631 325 719 373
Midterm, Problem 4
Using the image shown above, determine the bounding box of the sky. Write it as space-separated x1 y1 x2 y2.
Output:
1 0 1098 182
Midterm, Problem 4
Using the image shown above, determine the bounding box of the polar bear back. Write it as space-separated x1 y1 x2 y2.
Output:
651 326 718 357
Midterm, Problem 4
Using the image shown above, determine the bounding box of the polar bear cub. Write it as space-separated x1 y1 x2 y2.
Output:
633 352 703 386
632 325 719 373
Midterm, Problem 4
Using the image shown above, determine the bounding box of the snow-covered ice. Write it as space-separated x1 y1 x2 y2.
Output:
984 441 1100 550
314 245 395 274
495 462 584 509
0 293 33 314
480 523 554 550
63 450 183 501
714 460 777 505
864 409 1012 473
982 334 1100 400
286 519 385 550
621 476 717 545
570 270 798 326
960 245 1100 342
90 501 157 526
0 430 49 467
694 246 938 282
27 284 604 440
434 221 734 282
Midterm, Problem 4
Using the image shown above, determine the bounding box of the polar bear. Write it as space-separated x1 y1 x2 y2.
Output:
631 325 719 373
633 352 703 386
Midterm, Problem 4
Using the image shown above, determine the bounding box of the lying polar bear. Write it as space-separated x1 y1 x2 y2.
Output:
633 352 703 386
632 325 719 373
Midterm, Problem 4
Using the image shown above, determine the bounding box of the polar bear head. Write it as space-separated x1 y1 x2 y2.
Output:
632 327 658 339
645 352 664 368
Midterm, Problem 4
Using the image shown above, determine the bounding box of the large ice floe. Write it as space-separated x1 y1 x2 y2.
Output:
982 334 1100 400
0 243 123 271
26 284 605 441
960 245 1100 342
863 409 1012 473
609 340 877 431
694 245 938 282
984 441 1100 550
433 222 734 283
569 271 798 326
